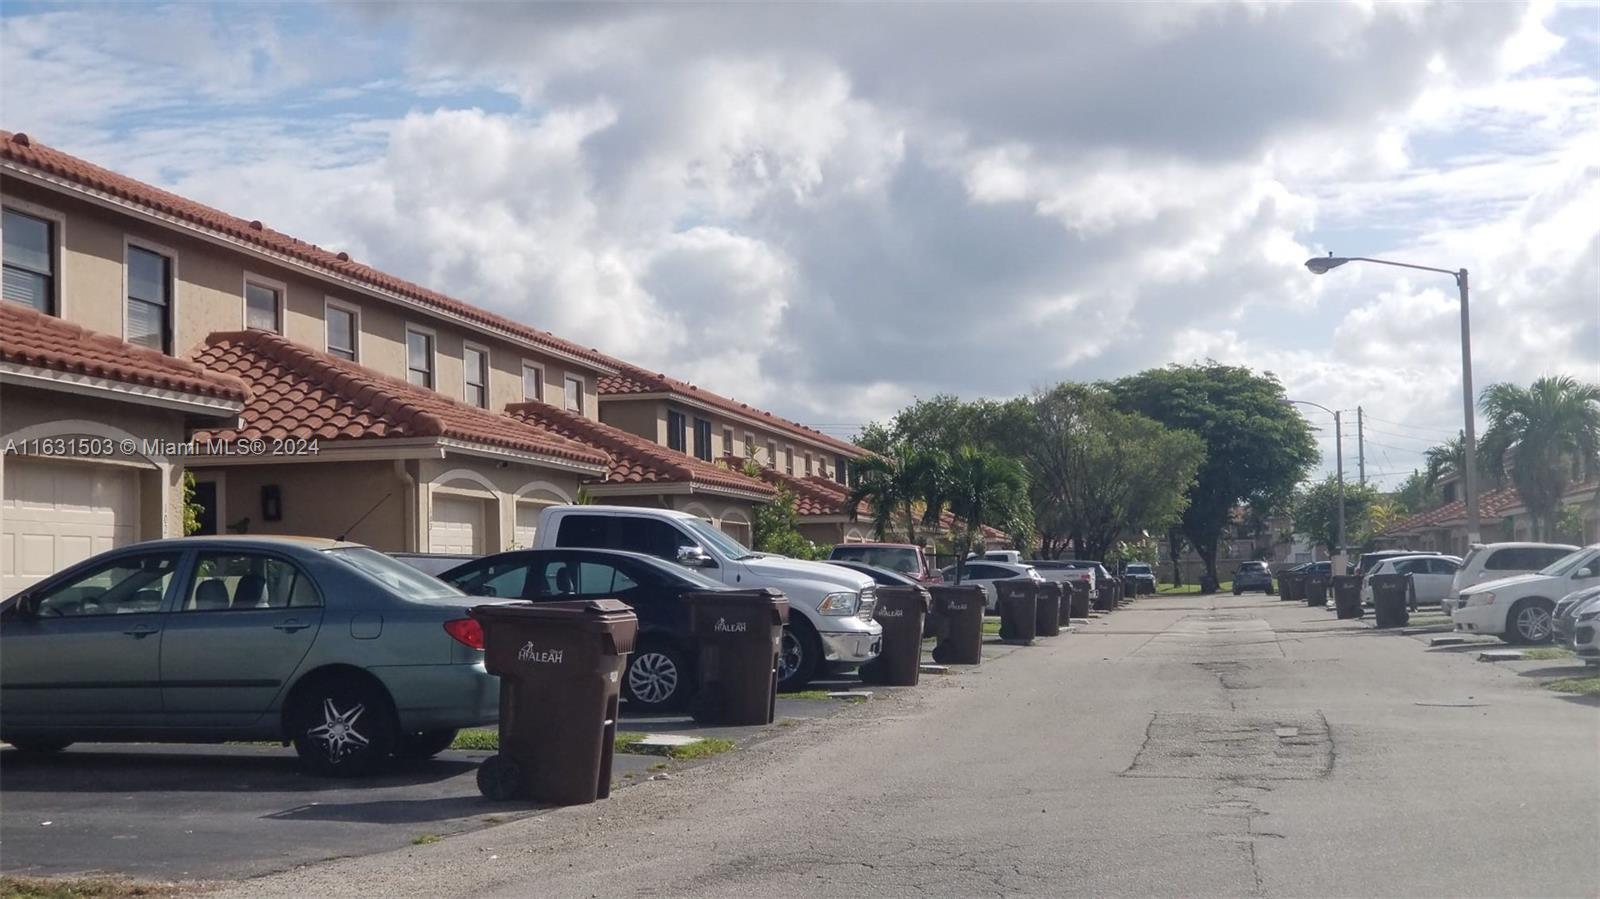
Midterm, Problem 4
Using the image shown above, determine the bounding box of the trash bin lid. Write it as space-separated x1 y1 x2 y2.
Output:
470 598 637 629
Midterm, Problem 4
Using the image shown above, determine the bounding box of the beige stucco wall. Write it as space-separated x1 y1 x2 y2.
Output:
2 176 608 420
0 385 191 542
198 459 411 550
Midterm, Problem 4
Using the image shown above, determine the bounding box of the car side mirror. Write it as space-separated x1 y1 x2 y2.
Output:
676 545 716 569
1576 568 1595 580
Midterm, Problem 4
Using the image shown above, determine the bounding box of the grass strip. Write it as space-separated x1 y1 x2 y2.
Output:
1521 647 1576 660
1543 675 1600 695
613 731 735 760
781 689 834 701
0 876 183 899
450 729 499 751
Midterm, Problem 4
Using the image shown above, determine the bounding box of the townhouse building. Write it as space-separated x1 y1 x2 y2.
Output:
0 130 784 589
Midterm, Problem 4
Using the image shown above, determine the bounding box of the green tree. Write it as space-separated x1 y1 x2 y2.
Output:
943 447 1029 583
844 442 946 544
1025 384 1202 561
1478 375 1600 540
1392 470 1436 513
1290 476 1381 558
1109 363 1318 587
1422 433 1472 494
751 483 830 560
181 471 204 536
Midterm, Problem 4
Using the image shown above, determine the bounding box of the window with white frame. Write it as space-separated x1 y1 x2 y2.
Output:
406 328 435 388
766 439 777 469
784 446 794 475
522 362 544 402
804 452 813 476
126 244 172 353
722 427 735 458
744 432 756 460
464 343 489 408
3 207 55 314
325 300 358 361
244 278 282 332
564 375 584 413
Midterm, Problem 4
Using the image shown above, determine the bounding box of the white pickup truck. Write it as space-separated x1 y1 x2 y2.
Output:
533 505 882 689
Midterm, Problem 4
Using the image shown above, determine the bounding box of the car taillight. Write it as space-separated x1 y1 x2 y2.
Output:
444 618 484 650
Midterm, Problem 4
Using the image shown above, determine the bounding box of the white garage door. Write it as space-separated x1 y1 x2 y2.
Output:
3 458 139 596
513 501 548 549
428 494 485 555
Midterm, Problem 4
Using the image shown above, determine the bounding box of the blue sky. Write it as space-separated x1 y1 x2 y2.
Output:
3 1 1597 489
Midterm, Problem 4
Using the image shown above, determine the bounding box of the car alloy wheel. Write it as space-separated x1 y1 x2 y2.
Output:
627 650 681 707
1515 603 1553 643
777 628 804 684
308 697 371 762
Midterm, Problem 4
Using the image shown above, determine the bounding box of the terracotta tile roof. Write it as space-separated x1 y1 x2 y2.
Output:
189 329 607 467
1382 485 1525 536
1 302 247 404
727 458 866 517
1 131 614 372
598 361 865 458
506 404 774 498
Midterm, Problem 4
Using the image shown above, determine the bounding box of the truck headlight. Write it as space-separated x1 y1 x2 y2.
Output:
1475 592 1495 606
817 591 859 616
1578 609 1599 622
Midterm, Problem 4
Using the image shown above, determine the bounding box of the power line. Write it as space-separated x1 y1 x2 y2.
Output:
1362 415 1461 437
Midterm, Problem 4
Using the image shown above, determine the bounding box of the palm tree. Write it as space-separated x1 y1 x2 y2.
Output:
845 443 945 543
1478 375 1600 540
943 447 1028 583
1422 433 1466 494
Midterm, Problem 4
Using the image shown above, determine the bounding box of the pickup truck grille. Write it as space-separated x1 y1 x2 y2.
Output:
857 587 877 621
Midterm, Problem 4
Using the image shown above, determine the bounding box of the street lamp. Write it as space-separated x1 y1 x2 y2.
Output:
1289 399 1345 572
1304 253 1480 546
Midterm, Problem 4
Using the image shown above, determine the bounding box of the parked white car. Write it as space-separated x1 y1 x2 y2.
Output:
1359 554 1461 611
1560 590 1600 666
1451 542 1579 595
1453 544 1600 644
533 505 882 689
1553 585 1600 657
941 561 1043 611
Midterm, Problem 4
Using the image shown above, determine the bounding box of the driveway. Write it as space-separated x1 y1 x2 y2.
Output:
202 593 1599 898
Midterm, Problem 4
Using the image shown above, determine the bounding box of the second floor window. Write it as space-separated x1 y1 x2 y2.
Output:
126 245 171 353
406 329 434 388
3 208 54 314
464 345 488 408
784 446 794 475
722 427 734 458
326 303 357 361
667 410 687 453
522 364 543 402
767 440 777 469
245 281 280 332
565 375 584 413
835 455 848 485
693 418 713 462
804 453 813 476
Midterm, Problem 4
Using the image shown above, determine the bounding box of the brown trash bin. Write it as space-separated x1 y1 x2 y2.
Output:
1068 580 1091 619
1332 575 1364 620
1279 572 1302 603
859 585 931 686
928 584 985 665
1053 580 1072 627
682 589 787 726
1035 581 1062 636
1092 577 1115 612
1304 574 1330 607
470 599 637 805
1371 573 1411 628
996 578 1037 645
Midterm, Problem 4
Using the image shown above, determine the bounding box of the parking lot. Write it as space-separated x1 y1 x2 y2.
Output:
1 642 1030 882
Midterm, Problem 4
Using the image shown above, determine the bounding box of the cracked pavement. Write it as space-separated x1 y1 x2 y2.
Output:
215 594 1600 898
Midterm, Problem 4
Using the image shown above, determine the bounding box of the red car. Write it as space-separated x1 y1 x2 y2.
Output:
828 543 940 584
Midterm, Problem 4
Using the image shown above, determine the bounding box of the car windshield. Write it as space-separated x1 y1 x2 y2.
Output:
832 546 919 572
1126 564 1150 574
681 517 759 560
1537 548 1598 577
325 546 463 599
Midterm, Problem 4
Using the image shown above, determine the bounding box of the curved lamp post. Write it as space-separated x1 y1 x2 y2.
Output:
1304 254 1479 547
1288 399 1344 571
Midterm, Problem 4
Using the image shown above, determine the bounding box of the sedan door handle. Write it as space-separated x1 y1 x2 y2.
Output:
123 624 160 638
273 619 312 633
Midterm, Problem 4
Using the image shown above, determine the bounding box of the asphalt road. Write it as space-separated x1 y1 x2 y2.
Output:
209 594 1600 899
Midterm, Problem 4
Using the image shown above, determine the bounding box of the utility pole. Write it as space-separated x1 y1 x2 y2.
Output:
1357 406 1365 485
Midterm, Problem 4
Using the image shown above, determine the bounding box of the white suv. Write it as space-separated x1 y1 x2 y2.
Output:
1451 542 1579 595
1453 544 1600 644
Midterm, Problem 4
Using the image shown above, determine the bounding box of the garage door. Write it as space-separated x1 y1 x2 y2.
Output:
513 501 547 549
3 458 139 596
428 494 485 555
